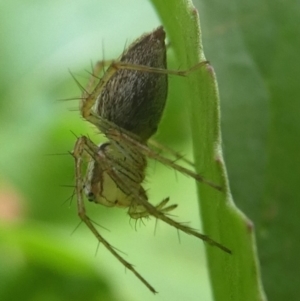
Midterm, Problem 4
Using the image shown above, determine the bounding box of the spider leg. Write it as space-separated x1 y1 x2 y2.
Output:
82 134 178 220
128 197 178 219
79 59 216 189
78 133 229 252
103 161 231 254
76 127 227 252
148 139 195 167
84 61 105 93
110 60 209 77
107 129 223 191
93 140 230 253
80 60 209 130
72 136 157 294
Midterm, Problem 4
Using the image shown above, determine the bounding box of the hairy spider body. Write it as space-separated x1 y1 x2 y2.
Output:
95 27 168 142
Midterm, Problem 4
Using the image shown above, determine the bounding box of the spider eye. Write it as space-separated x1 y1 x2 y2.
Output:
87 192 94 202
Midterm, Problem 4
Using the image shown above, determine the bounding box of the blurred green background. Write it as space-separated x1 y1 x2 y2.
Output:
0 1 210 301
1 0 299 300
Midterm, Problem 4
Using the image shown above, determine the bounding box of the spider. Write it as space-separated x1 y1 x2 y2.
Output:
71 26 230 293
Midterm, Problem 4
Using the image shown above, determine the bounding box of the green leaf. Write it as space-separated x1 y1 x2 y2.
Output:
195 0 300 300
151 1 267 300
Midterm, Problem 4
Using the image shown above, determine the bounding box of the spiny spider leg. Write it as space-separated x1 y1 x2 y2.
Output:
129 198 178 219
154 197 178 213
107 128 222 191
78 109 222 192
100 150 231 254
76 133 229 253
80 76 221 191
83 133 230 253
110 60 209 77
72 137 157 294
84 61 106 93
85 60 115 88
148 139 195 167
80 135 178 219
80 60 208 130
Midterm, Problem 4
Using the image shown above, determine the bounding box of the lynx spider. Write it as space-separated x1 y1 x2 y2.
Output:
71 26 230 293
